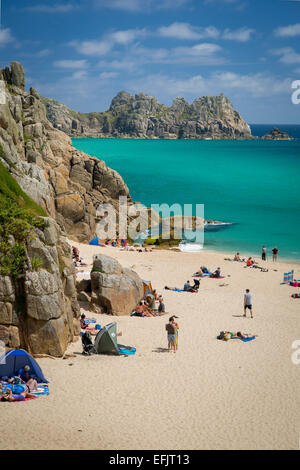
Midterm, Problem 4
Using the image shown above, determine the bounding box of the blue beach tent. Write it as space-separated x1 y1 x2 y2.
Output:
89 237 100 246
0 349 48 383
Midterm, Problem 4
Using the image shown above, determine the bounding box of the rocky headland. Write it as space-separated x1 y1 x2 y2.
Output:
43 91 252 140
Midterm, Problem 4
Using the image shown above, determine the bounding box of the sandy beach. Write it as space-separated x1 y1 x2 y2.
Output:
1 242 300 450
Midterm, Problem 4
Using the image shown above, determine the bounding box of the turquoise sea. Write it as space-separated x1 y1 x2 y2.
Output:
73 125 300 261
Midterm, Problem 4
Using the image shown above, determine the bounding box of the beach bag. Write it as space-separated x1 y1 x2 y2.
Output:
292 293 300 298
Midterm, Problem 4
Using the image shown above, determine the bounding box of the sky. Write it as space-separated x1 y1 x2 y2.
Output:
0 0 300 123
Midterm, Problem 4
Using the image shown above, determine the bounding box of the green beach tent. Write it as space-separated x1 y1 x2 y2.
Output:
94 322 119 355
93 322 136 356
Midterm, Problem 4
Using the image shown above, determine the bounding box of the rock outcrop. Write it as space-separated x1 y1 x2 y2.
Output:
261 128 293 140
43 91 252 140
0 61 133 355
0 63 131 243
0 217 80 356
90 254 144 316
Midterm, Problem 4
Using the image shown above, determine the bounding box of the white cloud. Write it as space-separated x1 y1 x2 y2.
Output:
99 72 119 79
70 39 112 56
157 23 254 42
272 47 300 64
93 0 190 12
158 23 220 40
0 28 14 47
24 3 79 13
126 71 291 99
71 70 88 80
222 27 255 42
36 49 52 57
274 23 300 37
54 60 88 69
70 28 146 56
114 42 225 66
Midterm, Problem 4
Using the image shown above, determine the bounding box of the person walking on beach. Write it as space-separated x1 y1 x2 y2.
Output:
272 247 279 262
243 289 253 318
166 317 176 352
262 245 266 261
170 316 179 351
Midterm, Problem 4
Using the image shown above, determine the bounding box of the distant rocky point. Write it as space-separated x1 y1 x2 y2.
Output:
42 91 253 140
261 128 293 140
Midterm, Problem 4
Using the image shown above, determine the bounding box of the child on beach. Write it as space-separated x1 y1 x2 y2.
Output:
243 289 253 318
166 318 176 352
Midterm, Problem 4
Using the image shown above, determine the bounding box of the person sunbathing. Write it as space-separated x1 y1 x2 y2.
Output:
132 302 155 317
0 386 36 402
217 331 257 341
142 301 155 317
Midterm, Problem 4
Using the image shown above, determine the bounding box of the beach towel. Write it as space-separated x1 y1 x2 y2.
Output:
164 287 197 293
193 273 211 277
209 275 225 279
118 347 136 356
31 384 49 396
231 336 256 342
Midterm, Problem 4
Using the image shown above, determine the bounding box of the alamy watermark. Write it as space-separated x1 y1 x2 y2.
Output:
291 340 300 365
95 196 204 245
291 80 300 105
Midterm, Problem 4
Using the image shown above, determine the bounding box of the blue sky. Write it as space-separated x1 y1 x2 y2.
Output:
0 0 300 123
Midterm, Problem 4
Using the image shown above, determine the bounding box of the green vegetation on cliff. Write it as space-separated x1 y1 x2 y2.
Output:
0 152 47 279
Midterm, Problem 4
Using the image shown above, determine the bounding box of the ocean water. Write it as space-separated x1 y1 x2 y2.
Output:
73 128 300 261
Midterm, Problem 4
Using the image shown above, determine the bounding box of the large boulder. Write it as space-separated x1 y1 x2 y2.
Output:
90 254 144 315
11 62 25 89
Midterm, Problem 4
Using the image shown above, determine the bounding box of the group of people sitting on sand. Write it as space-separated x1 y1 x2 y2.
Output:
0 365 40 402
131 289 166 317
193 266 223 278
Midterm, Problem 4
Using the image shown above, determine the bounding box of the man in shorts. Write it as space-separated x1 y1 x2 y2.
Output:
166 318 176 352
243 289 253 318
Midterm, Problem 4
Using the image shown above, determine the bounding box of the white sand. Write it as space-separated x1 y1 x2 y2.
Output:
1 242 300 450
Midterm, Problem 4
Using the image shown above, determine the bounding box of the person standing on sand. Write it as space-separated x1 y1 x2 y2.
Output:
166 318 176 352
170 316 179 351
262 245 266 261
243 289 253 318
272 247 279 262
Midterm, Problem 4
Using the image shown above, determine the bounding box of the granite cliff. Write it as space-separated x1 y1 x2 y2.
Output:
43 91 252 140
0 62 132 355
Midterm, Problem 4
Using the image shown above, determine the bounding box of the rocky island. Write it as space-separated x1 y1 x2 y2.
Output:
43 91 252 140
261 128 293 140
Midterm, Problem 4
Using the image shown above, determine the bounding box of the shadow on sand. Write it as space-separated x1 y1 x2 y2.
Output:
152 347 170 353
